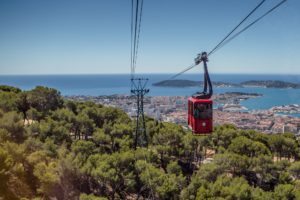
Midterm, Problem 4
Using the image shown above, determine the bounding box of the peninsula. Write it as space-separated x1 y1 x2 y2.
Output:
241 80 300 89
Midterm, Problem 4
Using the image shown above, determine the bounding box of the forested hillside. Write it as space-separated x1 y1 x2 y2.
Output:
1 85 300 200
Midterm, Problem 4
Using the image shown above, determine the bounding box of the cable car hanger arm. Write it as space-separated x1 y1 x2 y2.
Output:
192 52 213 99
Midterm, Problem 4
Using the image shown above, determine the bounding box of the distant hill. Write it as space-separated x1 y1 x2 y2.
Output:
153 79 300 89
223 92 262 96
153 80 198 87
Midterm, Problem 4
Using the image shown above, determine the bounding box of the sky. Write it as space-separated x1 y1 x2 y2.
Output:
0 0 299 75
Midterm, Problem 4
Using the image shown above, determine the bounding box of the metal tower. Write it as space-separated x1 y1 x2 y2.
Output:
131 78 149 149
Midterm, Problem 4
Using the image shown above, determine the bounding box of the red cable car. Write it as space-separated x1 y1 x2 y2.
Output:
188 98 213 134
187 52 213 135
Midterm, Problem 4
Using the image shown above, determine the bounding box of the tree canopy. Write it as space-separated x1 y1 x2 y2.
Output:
1 85 300 199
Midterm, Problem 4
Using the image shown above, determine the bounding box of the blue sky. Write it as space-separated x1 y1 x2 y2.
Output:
0 0 299 75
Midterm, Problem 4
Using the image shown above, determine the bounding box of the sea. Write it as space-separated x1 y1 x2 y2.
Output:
0 74 300 117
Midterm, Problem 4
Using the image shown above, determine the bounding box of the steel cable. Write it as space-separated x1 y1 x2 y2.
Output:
168 0 287 80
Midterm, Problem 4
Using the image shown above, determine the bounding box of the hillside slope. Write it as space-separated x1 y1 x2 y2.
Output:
1 85 300 199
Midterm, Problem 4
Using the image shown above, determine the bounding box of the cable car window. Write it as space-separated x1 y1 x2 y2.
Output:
194 103 212 119
189 102 193 115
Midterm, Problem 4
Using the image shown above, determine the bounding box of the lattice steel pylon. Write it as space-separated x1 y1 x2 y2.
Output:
131 78 149 149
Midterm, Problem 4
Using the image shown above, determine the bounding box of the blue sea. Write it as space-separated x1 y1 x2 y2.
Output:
0 74 300 116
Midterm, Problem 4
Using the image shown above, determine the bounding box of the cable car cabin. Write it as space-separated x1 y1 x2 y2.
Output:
188 97 213 135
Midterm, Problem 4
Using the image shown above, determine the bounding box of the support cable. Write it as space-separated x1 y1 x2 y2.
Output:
132 0 140 75
208 0 266 56
131 0 134 78
168 0 287 80
210 0 287 56
133 0 144 74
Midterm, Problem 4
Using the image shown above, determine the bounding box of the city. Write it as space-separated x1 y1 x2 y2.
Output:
65 94 300 135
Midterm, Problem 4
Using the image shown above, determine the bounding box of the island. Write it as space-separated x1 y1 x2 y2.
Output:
153 79 300 89
152 80 240 88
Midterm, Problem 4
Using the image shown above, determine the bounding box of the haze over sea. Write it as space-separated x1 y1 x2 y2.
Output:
1 74 300 112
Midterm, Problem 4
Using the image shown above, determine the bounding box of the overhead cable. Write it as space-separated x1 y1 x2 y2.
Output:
169 0 287 80
208 0 266 56
131 0 144 77
211 0 287 56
